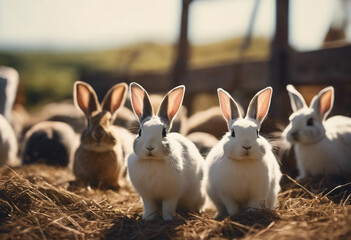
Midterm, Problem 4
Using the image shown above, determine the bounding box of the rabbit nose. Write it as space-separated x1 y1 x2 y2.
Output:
146 146 155 151
93 130 103 140
291 131 299 140
242 146 251 150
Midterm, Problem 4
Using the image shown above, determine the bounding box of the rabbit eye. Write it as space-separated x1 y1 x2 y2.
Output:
307 118 314 126
138 129 142 137
231 129 235 138
162 128 167 137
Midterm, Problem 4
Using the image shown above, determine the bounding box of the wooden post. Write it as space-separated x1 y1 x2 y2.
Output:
269 0 290 120
173 0 193 112
172 0 192 87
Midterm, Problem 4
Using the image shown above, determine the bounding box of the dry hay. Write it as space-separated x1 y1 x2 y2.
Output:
0 165 350 240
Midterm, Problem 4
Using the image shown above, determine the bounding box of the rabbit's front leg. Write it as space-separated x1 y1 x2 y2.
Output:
222 196 239 216
162 198 178 220
214 201 228 220
247 199 263 210
142 197 159 220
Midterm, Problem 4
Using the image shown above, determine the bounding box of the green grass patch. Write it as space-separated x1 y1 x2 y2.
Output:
0 37 269 109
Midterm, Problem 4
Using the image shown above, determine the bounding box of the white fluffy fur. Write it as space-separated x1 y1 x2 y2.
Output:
128 83 205 221
0 66 19 121
206 87 281 219
0 114 18 166
283 85 351 179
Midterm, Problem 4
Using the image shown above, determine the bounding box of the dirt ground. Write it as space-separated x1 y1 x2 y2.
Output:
0 164 350 240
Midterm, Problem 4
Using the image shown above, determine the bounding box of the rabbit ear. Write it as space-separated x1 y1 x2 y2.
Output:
101 83 128 116
130 82 154 122
310 86 334 120
74 81 100 117
246 87 272 124
157 85 185 126
217 88 242 123
286 84 307 112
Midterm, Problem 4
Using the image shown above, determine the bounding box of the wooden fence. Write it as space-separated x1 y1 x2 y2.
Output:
81 0 351 120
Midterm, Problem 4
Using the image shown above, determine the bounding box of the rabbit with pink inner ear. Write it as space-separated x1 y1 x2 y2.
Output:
127 82 206 221
206 87 282 220
73 81 134 189
283 85 351 180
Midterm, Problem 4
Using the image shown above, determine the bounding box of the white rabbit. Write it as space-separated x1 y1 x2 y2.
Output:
0 114 18 167
283 85 351 180
127 82 205 221
206 87 281 219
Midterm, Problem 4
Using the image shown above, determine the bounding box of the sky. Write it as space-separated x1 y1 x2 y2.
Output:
0 0 349 52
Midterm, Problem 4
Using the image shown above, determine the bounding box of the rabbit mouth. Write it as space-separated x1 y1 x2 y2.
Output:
83 140 116 151
289 133 324 145
288 131 303 143
231 151 256 161
240 150 253 158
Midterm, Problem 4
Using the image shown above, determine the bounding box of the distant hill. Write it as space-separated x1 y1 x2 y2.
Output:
0 37 269 109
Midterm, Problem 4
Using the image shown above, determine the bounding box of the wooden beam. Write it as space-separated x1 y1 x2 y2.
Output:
269 0 290 119
80 60 270 112
183 61 269 93
289 45 351 85
172 0 192 87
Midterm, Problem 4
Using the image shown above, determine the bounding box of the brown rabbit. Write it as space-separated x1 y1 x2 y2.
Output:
73 81 134 189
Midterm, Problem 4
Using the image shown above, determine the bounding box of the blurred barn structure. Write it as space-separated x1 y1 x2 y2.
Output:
81 0 351 121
